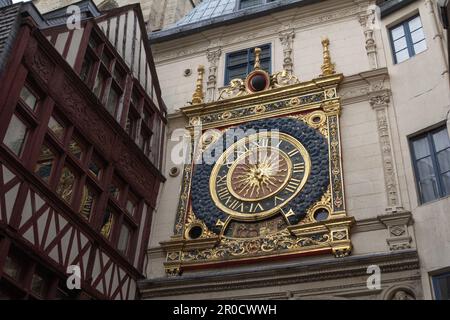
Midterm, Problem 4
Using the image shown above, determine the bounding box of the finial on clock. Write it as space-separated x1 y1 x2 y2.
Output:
191 65 205 105
254 47 262 71
320 37 336 76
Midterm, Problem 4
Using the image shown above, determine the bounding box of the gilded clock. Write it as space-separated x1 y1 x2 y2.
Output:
191 118 330 235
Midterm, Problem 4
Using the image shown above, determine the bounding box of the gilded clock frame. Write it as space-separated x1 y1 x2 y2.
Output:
161 72 354 276
210 131 312 221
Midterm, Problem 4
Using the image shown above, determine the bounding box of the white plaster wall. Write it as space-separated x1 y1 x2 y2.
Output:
379 0 450 299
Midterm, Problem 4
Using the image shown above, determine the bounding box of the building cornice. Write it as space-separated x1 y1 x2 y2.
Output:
139 249 420 298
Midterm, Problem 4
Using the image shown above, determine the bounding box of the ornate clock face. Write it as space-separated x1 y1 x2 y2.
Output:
191 118 330 234
210 132 311 221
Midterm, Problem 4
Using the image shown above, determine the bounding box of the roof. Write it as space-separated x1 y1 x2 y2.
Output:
377 0 419 18
175 0 237 26
0 3 21 75
151 0 325 43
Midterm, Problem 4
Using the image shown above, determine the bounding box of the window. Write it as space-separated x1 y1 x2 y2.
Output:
2 254 22 281
81 33 126 123
19 86 38 111
79 185 96 221
101 206 115 239
56 166 77 204
30 271 49 298
239 0 277 10
48 116 65 141
225 44 271 85
88 152 103 179
410 126 450 204
35 144 56 183
117 224 131 256
432 272 450 300
389 15 427 64
3 114 29 156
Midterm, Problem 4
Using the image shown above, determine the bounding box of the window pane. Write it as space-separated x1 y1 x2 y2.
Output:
109 178 122 200
413 137 431 159
31 273 47 298
396 49 410 63
419 178 439 203
48 116 64 140
68 138 84 160
117 224 131 255
101 51 111 68
411 28 425 43
434 274 450 300
114 67 125 87
394 37 407 52
3 255 21 280
417 157 439 202
442 172 450 196
20 86 38 111
408 16 422 32
417 156 436 180
433 129 450 152
3 115 28 156
106 87 120 116
391 25 405 40
414 40 427 54
56 167 76 204
126 199 136 216
35 144 55 182
101 206 115 239
79 185 95 220
80 56 92 83
89 156 102 178
93 72 105 98
437 149 450 173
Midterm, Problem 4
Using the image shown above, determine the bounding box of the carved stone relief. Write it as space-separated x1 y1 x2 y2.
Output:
358 9 379 69
279 29 295 73
206 48 222 102
369 91 403 212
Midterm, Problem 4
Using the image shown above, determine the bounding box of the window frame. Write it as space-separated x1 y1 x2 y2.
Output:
224 44 272 85
409 125 450 204
432 271 450 300
389 14 426 64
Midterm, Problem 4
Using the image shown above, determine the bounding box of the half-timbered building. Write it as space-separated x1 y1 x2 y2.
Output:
0 0 166 299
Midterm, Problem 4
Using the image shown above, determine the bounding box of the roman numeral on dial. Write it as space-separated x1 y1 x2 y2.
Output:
286 178 302 193
293 162 305 173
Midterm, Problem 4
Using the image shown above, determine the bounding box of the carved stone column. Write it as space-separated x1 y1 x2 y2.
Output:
359 10 378 69
206 48 222 102
369 91 404 212
279 29 295 73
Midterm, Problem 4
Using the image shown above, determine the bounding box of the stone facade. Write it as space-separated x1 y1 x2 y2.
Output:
32 0 200 31
141 0 450 300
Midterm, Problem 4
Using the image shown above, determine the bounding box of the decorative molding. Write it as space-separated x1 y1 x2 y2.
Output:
369 90 404 212
378 211 413 252
153 4 367 64
139 250 420 299
278 29 295 73
358 9 379 69
206 48 222 102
